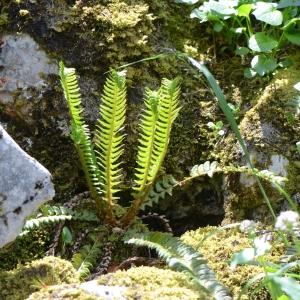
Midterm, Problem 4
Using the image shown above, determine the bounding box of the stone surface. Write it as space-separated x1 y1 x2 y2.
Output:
80 281 126 299
0 125 55 247
0 34 57 104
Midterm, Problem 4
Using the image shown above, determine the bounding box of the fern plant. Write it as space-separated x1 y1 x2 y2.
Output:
59 62 181 228
126 231 232 300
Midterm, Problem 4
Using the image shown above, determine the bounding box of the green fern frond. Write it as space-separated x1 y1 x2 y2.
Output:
94 69 127 211
141 175 178 210
148 78 181 179
126 232 232 300
134 89 160 192
72 241 102 280
59 62 102 206
22 215 73 231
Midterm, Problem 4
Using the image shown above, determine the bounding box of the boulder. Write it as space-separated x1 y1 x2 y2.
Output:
0 125 55 247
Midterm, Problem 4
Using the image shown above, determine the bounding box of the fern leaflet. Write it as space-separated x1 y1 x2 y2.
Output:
94 70 127 222
59 62 103 210
126 232 232 300
134 89 160 193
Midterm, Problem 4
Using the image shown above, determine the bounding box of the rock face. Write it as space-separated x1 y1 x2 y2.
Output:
0 125 55 247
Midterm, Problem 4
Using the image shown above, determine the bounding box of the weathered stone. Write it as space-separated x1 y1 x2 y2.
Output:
0 34 57 105
0 125 55 247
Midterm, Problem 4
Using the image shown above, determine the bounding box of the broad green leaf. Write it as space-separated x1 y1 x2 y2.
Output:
244 68 257 78
278 0 300 8
235 46 250 55
251 54 277 76
284 28 300 45
175 0 199 4
230 248 255 269
252 2 283 26
190 8 208 22
278 58 293 68
296 141 300 154
237 4 253 17
248 32 278 52
271 276 300 300
62 226 73 244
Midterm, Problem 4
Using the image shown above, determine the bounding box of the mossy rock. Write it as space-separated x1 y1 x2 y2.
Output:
98 266 207 299
182 225 285 300
0 256 79 300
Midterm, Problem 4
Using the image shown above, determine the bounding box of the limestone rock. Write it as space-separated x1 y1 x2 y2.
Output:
80 281 126 299
0 125 55 247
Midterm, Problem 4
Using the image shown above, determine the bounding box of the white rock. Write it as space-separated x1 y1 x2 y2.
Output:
0 125 55 247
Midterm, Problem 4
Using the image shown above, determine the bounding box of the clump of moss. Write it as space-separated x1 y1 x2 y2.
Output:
28 284 101 300
181 226 284 300
0 256 79 300
98 266 206 300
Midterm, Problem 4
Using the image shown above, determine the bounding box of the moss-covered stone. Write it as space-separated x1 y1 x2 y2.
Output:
98 266 207 299
182 225 285 300
0 256 79 300
28 284 101 300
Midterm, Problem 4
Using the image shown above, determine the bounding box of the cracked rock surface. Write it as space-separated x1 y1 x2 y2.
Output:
0 124 55 247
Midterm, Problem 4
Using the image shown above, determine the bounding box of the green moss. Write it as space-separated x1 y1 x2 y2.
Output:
98 266 206 299
0 256 79 300
28 284 101 300
181 225 285 300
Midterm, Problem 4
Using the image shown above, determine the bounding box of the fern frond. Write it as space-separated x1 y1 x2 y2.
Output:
148 78 181 179
134 89 160 193
141 175 178 210
22 215 73 231
190 161 220 178
59 62 103 208
126 232 232 300
94 69 127 215
72 240 102 280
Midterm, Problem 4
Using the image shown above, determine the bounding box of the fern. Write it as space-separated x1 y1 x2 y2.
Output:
72 240 102 280
148 78 181 179
59 62 103 212
22 215 73 231
94 70 127 223
190 161 220 178
121 78 181 226
141 175 178 210
134 89 160 193
126 232 232 300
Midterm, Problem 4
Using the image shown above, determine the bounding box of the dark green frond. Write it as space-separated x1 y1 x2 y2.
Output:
141 175 178 210
94 69 127 209
126 232 232 300
59 62 102 203
72 240 102 280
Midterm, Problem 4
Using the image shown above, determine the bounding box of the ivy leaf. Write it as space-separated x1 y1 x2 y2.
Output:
251 54 277 76
252 2 283 26
230 248 255 269
190 8 208 22
175 0 199 4
237 4 253 17
62 226 73 245
206 0 238 16
248 32 278 52
278 0 300 8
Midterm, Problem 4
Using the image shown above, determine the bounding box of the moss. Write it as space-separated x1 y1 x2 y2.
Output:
0 226 51 271
0 256 79 300
98 266 206 299
181 225 285 300
28 284 101 300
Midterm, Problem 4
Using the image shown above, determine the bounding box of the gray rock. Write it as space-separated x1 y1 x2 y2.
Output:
0 34 57 104
80 281 127 299
0 125 55 247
